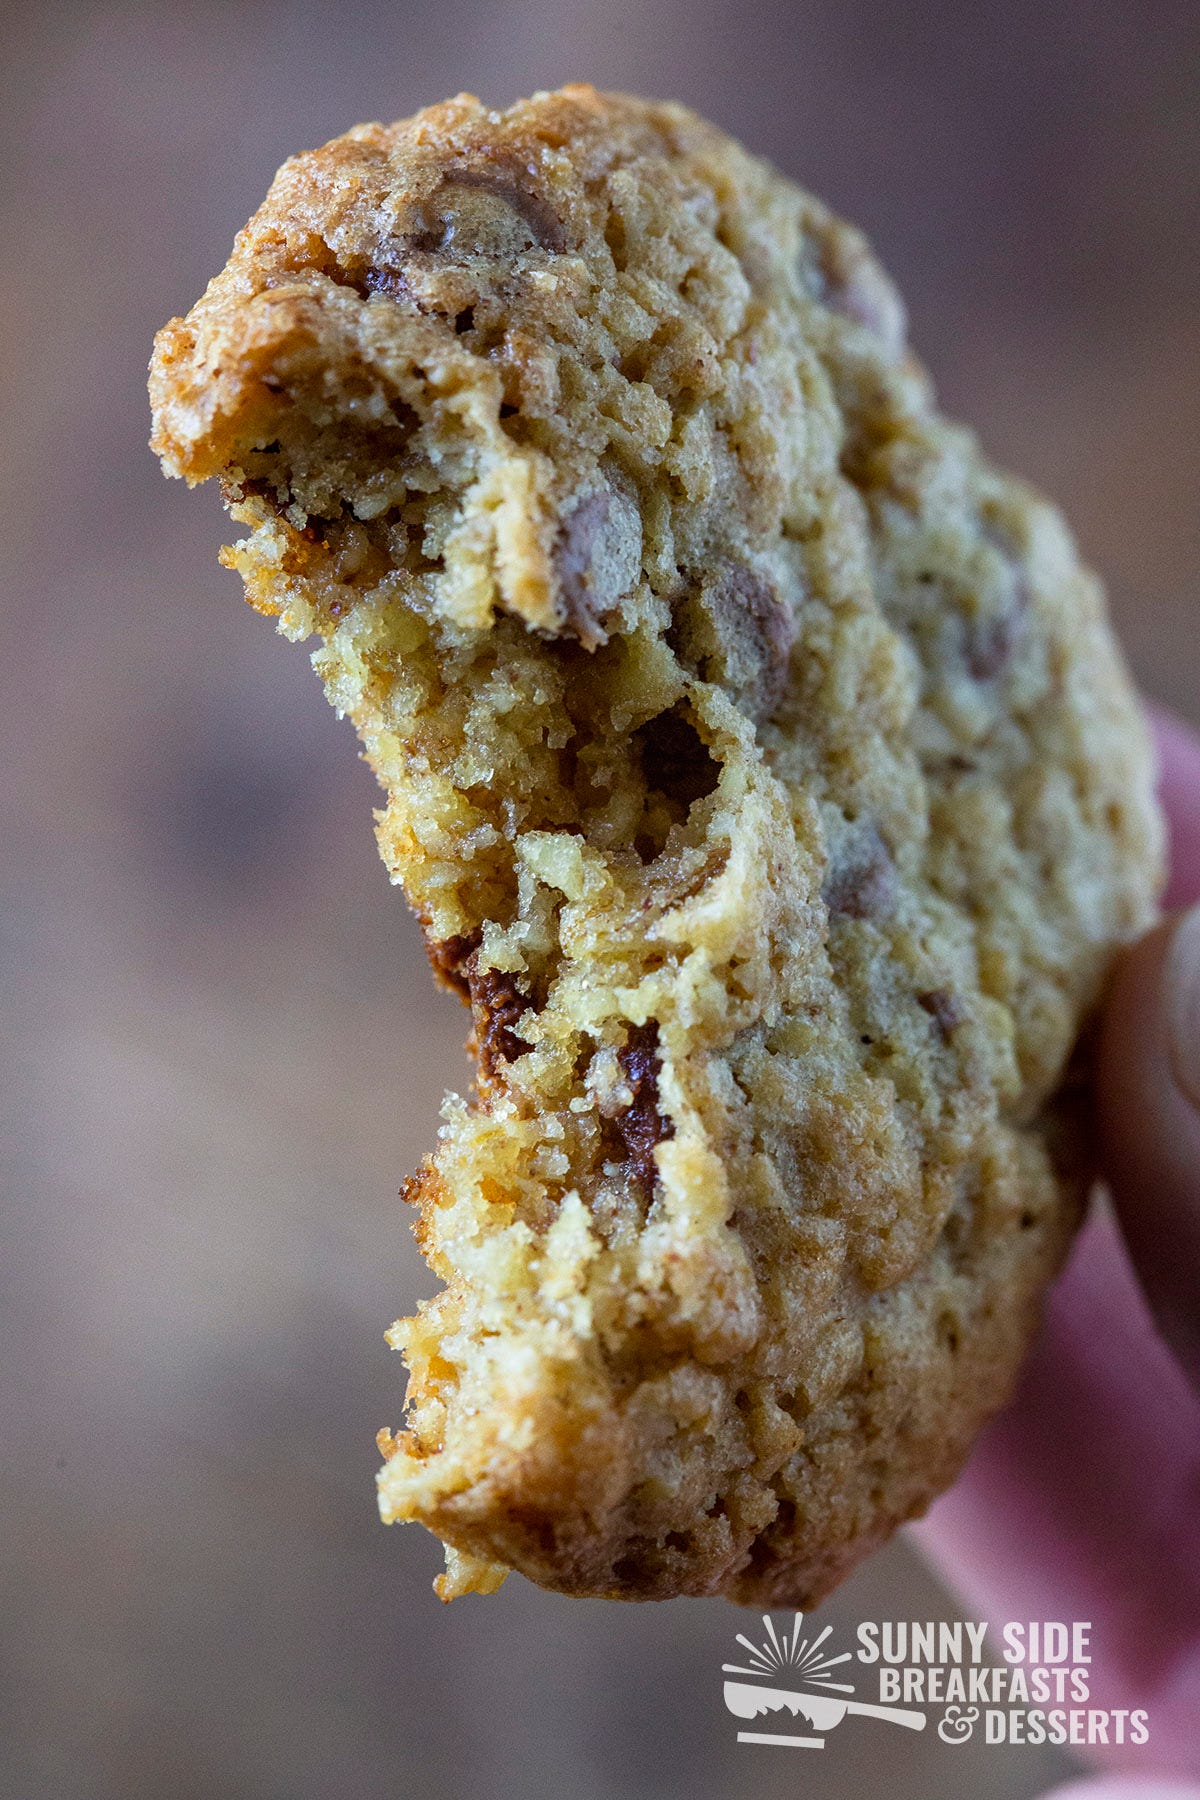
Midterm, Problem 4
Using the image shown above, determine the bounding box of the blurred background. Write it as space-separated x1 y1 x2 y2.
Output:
3 2 1197 1795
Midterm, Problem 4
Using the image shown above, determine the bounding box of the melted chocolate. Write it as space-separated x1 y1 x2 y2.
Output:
614 1023 673 1194
470 965 533 1077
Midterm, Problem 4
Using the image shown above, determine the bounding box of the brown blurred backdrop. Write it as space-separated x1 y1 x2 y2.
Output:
3 2 1197 1796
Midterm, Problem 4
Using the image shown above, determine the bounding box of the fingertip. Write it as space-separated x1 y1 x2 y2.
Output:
1039 1782 1200 1800
1148 704 1200 909
1097 905 1200 1393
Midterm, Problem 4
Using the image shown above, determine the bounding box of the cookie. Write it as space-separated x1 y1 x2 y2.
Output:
149 86 1163 1604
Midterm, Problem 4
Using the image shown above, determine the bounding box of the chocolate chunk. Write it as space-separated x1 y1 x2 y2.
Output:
360 265 413 302
551 480 642 648
553 491 612 647
816 236 907 361
221 474 340 545
917 987 966 1040
964 528 1031 680
403 159 566 259
731 569 794 718
615 1023 673 1194
426 930 482 1000
426 931 533 1077
980 514 1025 562
470 964 532 1076
668 564 795 723
440 165 566 253
223 474 286 511
963 598 1027 680
713 566 795 719
822 824 897 921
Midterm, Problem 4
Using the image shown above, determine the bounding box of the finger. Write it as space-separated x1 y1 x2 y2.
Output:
909 1204 1200 1778
1149 705 1200 909
1097 906 1200 1391
1039 1782 1200 1800
910 704 1200 1778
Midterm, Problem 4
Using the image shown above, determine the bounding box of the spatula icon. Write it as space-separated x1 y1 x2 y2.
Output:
724 1677 926 1747
720 1611 927 1749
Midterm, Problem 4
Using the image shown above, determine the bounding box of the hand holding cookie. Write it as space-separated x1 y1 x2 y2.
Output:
916 708 1200 1783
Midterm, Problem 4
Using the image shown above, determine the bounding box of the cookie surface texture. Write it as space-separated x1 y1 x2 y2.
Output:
149 86 1162 1603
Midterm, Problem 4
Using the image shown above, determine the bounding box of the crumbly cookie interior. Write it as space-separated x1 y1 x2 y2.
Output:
150 87 1161 1602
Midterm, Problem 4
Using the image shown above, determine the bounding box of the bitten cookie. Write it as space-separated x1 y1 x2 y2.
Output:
149 86 1163 1604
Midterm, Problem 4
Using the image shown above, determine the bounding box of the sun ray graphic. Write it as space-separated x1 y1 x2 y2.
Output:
722 1612 858 1696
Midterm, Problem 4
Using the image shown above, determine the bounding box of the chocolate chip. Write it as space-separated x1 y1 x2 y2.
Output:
552 483 642 648
964 527 1031 680
553 491 612 648
732 570 794 717
963 597 1027 680
221 472 343 545
980 514 1025 562
917 987 966 1039
469 964 532 1077
402 160 565 260
674 565 794 721
426 930 481 1000
822 824 897 921
360 265 413 302
816 235 907 361
613 1023 673 1194
441 165 566 253
222 474 285 511
425 932 533 1077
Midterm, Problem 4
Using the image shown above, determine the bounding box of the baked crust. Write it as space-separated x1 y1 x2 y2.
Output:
150 86 1162 1603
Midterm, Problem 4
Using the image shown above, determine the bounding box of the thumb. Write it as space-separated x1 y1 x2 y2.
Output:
1097 903 1200 1393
